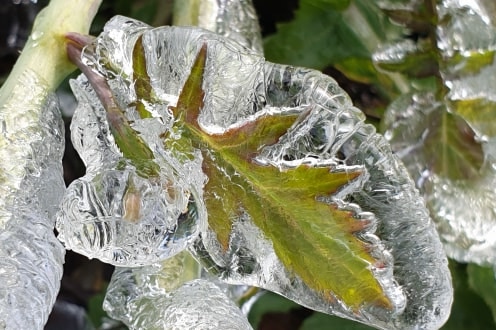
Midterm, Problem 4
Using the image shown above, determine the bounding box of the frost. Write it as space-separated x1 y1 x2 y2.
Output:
62 15 452 330
0 71 65 329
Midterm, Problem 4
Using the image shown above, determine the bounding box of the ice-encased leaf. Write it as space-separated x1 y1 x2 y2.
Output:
103 252 253 330
383 92 496 264
373 39 438 78
70 16 452 330
382 0 496 266
56 32 207 267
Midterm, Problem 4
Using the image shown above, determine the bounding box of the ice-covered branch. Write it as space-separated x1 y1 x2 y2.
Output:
0 0 101 328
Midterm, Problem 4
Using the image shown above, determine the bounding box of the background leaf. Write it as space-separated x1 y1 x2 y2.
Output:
263 0 368 70
467 264 496 325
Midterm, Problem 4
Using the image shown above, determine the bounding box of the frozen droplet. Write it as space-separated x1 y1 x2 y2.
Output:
0 71 65 329
68 16 452 330
30 31 43 41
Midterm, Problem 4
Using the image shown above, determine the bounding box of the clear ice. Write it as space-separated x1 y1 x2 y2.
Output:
55 51 207 267
103 252 253 330
382 0 496 265
174 0 263 54
62 15 453 330
0 71 66 329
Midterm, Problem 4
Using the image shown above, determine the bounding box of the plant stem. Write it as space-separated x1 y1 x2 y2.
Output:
0 0 102 105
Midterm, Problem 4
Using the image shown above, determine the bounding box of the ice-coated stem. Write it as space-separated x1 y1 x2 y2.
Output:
173 0 263 53
0 0 101 103
0 0 101 329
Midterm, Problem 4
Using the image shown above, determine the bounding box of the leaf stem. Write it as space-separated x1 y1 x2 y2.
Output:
0 0 102 105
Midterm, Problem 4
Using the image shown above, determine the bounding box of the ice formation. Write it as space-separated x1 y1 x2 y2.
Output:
381 0 496 265
104 252 253 330
0 71 65 329
60 14 453 330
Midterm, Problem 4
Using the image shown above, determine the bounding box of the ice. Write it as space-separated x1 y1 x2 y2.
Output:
66 16 452 329
375 0 423 11
0 71 65 329
380 0 496 266
55 71 207 267
373 39 418 65
103 252 253 330
175 0 263 54
436 2 496 57
437 0 496 111
383 92 496 265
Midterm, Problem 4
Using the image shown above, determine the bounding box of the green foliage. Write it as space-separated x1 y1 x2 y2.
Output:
441 262 495 329
263 0 368 70
423 109 484 180
170 45 392 310
467 264 496 324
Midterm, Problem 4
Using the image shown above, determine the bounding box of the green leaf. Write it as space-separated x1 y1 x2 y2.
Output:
444 50 495 77
170 45 393 311
87 289 108 327
132 35 153 119
67 35 160 178
247 291 301 328
374 42 438 78
423 108 484 181
467 264 496 324
300 311 374 330
263 1 369 70
441 261 495 329
449 98 496 137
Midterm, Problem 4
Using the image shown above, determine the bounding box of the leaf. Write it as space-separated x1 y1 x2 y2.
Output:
247 291 301 329
67 34 160 178
467 264 496 324
444 50 495 77
300 311 374 330
374 42 439 78
132 35 153 119
441 261 495 329
423 109 484 181
263 0 369 70
449 98 496 137
169 45 393 311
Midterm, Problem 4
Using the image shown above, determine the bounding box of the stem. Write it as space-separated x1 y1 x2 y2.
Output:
0 0 102 105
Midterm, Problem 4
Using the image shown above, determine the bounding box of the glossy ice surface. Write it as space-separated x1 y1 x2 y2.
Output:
382 0 496 265
58 15 453 330
104 253 253 330
0 71 65 329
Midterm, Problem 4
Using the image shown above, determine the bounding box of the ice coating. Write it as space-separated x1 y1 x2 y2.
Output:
382 0 496 265
383 92 496 264
437 0 496 113
72 16 452 329
104 252 253 330
376 0 423 11
174 0 263 54
55 67 207 266
0 71 65 329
